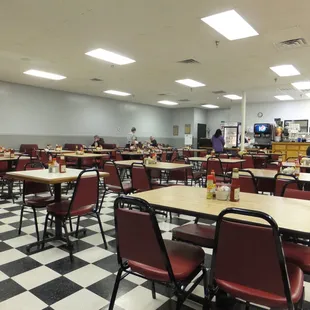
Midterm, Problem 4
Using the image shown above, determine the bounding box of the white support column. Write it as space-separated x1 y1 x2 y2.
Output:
240 91 246 151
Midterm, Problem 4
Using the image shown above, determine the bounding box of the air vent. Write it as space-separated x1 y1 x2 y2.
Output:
178 99 190 102
90 78 103 82
177 58 200 64
277 87 296 92
212 90 226 94
274 38 308 50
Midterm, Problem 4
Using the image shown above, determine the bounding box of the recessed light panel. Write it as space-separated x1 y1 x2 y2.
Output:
270 65 300 77
201 10 258 41
224 94 242 100
175 79 205 88
201 104 219 109
23 69 66 80
86 48 135 65
158 100 179 106
292 81 310 90
104 90 131 96
274 95 294 101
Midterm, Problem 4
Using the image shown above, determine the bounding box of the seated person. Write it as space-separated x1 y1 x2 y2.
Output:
150 136 158 147
92 135 105 147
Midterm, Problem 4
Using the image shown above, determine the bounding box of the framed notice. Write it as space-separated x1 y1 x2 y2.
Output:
184 134 193 145
185 124 191 134
173 125 179 136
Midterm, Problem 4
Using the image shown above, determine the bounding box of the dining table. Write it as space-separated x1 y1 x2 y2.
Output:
114 160 191 170
6 168 109 251
63 152 106 169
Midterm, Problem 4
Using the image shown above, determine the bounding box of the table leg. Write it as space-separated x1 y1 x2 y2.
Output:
77 158 82 169
53 183 63 238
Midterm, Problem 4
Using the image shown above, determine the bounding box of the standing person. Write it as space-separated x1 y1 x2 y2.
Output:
126 127 137 147
150 136 158 147
211 129 225 153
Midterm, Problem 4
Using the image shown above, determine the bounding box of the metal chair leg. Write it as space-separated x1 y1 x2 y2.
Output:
69 216 73 232
108 269 123 310
63 222 73 261
33 208 40 242
96 213 107 249
18 205 25 235
75 216 80 238
41 214 49 249
151 281 156 299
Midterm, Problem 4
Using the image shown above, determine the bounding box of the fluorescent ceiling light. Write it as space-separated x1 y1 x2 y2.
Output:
305 93 310 98
274 95 294 101
85 48 135 65
201 10 258 41
292 81 310 90
270 65 300 77
175 79 205 88
23 69 66 80
201 104 219 109
158 100 179 106
104 90 131 96
224 94 242 100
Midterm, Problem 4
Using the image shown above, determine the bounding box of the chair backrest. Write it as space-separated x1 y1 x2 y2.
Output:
0 161 8 172
23 162 50 198
15 155 31 171
68 169 99 216
19 144 38 156
115 151 123 161
239 170 258 193
242 155 254 169
282 184 310 199
114 196 175 281
161 151 168 162
170 150 178 162
103 143 116 149
219 153 228 159
168 160 187 182
39 151 51 166
63 143 83 151
199 151 207 157
274 173 299 196
211 208 293 309
207 157 223 175
131 163 151 191
103 161 123 189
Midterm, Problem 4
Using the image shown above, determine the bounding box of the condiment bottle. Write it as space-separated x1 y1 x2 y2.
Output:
295 159 300 177
211 150 215 157
48 156 53 173
59 156 66 173
278 155 283 173
206 175 214 199
230 168 240 202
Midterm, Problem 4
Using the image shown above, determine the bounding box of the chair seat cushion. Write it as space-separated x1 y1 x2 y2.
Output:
216 262 303 308
188 171 202 180
128 239 204 282
47 200 94 216
283 241 310 273
25 195 54 207
172 224 215 248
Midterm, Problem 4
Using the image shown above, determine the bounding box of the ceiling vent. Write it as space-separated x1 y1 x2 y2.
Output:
274 38 308 50
90 78 103 82
178 99 190 102
277 87 296 92
177 58 200 64
212 90 226 94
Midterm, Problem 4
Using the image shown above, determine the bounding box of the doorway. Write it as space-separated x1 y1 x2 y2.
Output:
197 123 207 148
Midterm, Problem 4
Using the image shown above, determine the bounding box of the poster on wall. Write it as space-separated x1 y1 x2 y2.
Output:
185 124 191 134
184 134 193 145
173 125 179 136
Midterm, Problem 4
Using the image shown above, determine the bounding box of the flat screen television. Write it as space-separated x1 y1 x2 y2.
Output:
254 123 272 134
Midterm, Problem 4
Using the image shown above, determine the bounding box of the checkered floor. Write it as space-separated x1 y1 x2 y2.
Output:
0 184 310 310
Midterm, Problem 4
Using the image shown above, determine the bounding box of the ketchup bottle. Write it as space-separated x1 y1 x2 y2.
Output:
230 168 240 202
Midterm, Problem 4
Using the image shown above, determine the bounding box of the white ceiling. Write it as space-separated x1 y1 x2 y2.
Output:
1 0 310 108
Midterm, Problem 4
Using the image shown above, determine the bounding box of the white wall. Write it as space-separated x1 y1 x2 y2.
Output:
193 108 208 137
206 100 310 134
0 81 173 147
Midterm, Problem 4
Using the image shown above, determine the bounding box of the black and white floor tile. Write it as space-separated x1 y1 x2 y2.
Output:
0 184 309 310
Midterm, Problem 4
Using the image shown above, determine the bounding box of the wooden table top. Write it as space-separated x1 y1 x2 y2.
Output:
6 168 109 184
188 157 245 164
86 148 115 153
37 149 75 154
115 160 191 170
132 186 310 236
282 162 310 168
63 153 106 158
243 168 310 182
0 155 29 161
178 149 206 152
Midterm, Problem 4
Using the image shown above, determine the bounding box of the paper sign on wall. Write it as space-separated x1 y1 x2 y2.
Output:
184 134 193 146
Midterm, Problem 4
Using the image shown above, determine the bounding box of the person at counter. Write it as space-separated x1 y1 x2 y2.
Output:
150 136 158 147
92 135 105 147
211 129 225 153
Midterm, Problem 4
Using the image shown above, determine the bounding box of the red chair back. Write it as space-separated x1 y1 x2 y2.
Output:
168 160 187 183
199 151 207 157
82 157 94 167
161 151 167 162
242 155 254 169
115 151 123 161
131 163 151 192
274 174 298 196
0 161 8 173
219 153 228 159
114 196 173 277
68 169 99 215
15 155 31 171
211 208 293 308
171 150 178 162
239 170 258 193
207 157 223 175
103 161 122 188
282 187 310 200
39 151 51 166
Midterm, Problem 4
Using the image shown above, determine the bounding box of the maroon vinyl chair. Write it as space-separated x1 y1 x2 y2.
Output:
238 169 258 193
208 207 304 310
170 150 178 162
42 169 108 260
100 161 133 209
19 162 54 242
109 196 207 310
19 144 39 160
274 173 299 196
282 184 310 200
242 155 255 169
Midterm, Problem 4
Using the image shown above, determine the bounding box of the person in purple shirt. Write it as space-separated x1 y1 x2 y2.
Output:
211 129 225 153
